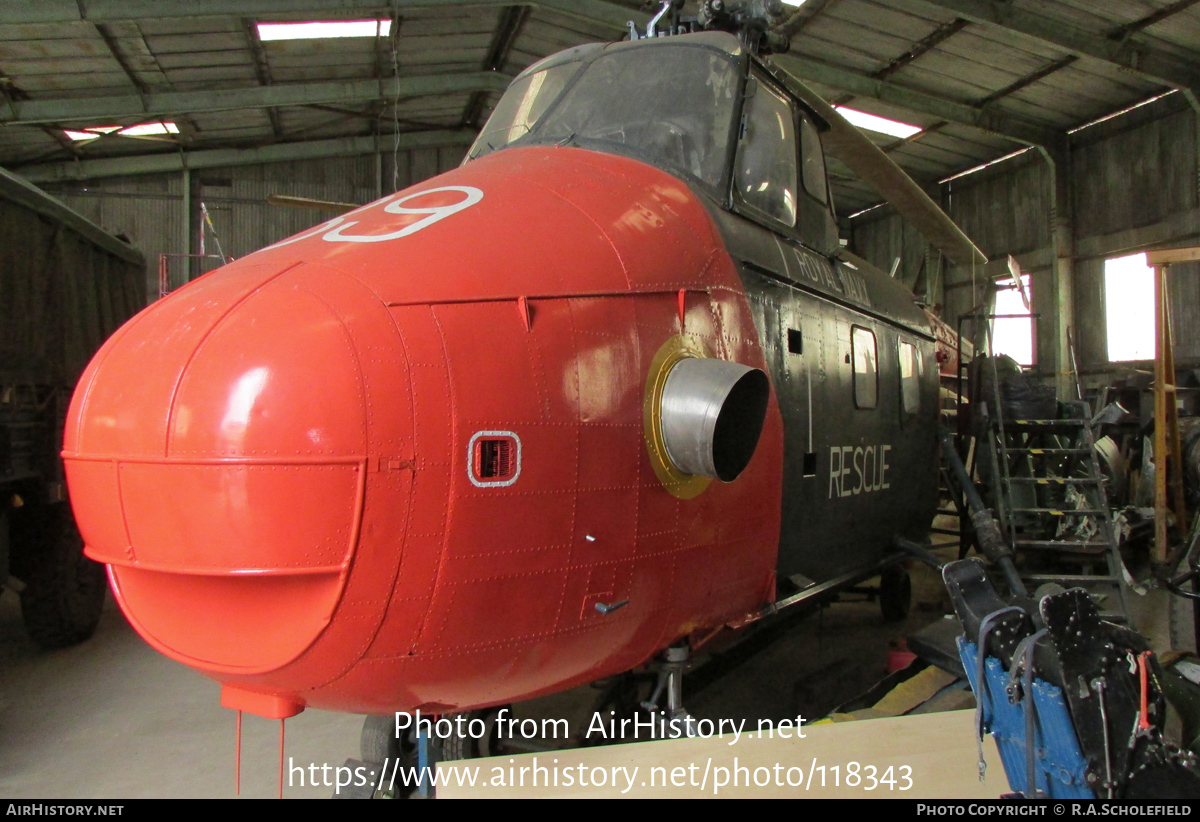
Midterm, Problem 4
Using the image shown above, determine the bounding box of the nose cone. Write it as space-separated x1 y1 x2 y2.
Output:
64 261 391 674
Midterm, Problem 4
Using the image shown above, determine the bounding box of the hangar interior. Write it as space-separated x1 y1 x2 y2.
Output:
2 0 1200 799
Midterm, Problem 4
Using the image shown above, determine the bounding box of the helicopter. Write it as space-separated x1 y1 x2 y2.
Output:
61 1 988 732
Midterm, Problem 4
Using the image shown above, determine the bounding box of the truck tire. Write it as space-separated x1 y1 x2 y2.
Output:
18 504 106 649
361 715 402 764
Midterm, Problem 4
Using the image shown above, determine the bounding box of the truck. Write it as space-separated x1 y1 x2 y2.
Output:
0 166 145 648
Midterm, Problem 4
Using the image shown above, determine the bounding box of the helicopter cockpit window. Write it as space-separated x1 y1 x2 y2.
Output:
799 116 828 205
537 47 739 187
467 61 581 160
735 78 798 227
852 326 878 409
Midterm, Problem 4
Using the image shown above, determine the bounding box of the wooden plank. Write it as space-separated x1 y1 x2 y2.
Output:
1147 246 1200 265
439 709 1003 799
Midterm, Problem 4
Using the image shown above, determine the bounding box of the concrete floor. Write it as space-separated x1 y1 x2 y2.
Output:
0 556 954 799
0 536 1176 799
0 593 361 799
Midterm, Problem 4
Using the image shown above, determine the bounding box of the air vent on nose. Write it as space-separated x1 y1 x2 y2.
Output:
468 431 521 487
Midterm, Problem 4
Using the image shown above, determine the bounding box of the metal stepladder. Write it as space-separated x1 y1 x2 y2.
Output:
950 302 1135 624
984 392 1134 624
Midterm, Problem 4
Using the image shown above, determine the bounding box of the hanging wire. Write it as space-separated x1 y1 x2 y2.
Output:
390 16 402 194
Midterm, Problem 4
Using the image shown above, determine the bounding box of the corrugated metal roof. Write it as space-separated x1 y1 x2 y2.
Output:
0 0 1195 216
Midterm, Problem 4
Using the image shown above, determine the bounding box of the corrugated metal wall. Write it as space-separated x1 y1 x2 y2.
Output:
1073 96 1198 242
43 146 467 302
1072 256 1107 369
849 208 931 292
945 154 1052 257
51 174 184 304
941 153 1055 359
850 92 1200 374
1071 94 1200 369
1168 261 1200 363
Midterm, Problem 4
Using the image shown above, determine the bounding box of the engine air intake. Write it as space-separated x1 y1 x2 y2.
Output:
660 358 769 482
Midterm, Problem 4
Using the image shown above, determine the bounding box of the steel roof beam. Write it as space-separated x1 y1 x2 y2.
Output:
464 4 529 128
779 0 843 37
905 0 1200 92
770 53 1067 149
872 17 968 82
0 72 511 126
242 18 284 139
0 1 645 30
976 55 1078 107
14 129 477 182
1111 0 1200 39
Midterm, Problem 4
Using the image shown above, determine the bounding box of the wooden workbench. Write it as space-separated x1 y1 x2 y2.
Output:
439 709 1004 799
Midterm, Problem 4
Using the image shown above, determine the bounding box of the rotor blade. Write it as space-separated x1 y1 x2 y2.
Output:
266 194 358 214
768 60 988 268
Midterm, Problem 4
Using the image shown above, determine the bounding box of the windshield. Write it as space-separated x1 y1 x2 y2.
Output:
468 60 582 160
736 76 798 226
536 45 740 188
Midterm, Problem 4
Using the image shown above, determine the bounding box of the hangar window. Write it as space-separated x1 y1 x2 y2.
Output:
1104 252 1155 362
257 20 390 40
736 76 798 227
899 341 920 415
991 275 1033 368
852 326 877 409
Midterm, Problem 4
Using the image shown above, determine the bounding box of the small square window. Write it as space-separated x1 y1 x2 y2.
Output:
787 328 803 354
899 341 920 415
852 326 877 409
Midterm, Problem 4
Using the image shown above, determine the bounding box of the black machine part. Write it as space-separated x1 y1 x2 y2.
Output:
696 0 791 54
943 558 1036 671
939 428 1027 598
1039 588 1154 796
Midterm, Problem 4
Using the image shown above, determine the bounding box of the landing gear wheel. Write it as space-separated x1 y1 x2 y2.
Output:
17 504 106 649
879 565 912 623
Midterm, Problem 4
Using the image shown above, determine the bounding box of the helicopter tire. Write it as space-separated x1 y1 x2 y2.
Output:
17 503 107 649
879 565 912 623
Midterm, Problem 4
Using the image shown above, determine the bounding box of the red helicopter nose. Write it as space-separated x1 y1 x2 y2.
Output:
63 146 785 718
63 259 408 681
